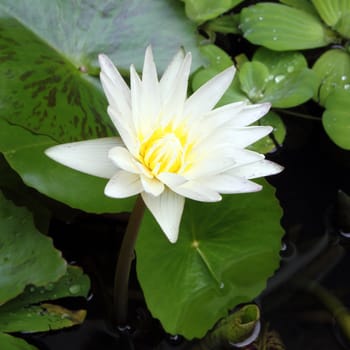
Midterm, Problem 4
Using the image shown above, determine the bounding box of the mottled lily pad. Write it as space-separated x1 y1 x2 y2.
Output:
0 0 203 213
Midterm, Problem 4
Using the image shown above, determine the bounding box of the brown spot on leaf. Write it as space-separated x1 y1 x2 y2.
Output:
46 87 57 107
20 70 34 81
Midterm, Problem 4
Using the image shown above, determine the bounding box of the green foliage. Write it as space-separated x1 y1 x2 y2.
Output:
322 89 350 150
0 191 67 304
136 180 283 339
203 14 241 34
0 266 90 332
0 333 37 350
198 304 260 348
183 0 244 23
0 191 90 349
311 0 350 37
312 49 350 106
240 3 334 50
0 0 203 213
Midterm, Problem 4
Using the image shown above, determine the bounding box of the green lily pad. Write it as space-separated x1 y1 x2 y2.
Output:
136 180 283 339
240 3 334 50
0 191 67 305
239 61 270 102
312 0 350 36
312 49 350 106
0 0 203 213
183 0 244 23
249 48 319 108
0 332 37 350
0 266 90 332
280 0 319 15
322 89 350 150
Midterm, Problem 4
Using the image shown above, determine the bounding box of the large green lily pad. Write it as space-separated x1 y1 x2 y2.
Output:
136 180 283 339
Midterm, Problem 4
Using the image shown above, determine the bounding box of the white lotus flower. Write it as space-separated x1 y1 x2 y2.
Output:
45 46 283 243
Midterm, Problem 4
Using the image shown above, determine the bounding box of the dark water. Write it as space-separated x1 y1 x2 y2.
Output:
23 113 350 350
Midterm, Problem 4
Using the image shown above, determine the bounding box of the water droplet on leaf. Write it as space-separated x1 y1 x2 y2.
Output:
69 284 81 294
274 75 285 83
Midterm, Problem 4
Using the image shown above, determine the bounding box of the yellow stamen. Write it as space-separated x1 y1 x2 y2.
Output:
139 123 191 176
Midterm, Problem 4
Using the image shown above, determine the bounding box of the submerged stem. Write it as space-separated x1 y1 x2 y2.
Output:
113 195 146 326
274 108 321 121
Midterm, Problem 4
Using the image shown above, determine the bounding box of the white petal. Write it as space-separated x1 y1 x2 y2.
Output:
229 126 273 148
198 101 246 129
108 107 139 156
229 102 271 127
195 102 271 135
229 159 284 179
161 53 192 124
104 171 142 198
160 49 185 99
140 46 161 129
157 172 187 188
108 146 139 173
185 146 264 179
198 174 262 194
184 66 235 117
197 125 272 151
140 175 165 196
130 64 143 131
99 54 131 117
141 189 185 243
173 180 222 202
45 137 120 178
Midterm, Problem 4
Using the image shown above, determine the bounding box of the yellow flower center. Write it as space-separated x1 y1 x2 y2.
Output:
139 124 189 175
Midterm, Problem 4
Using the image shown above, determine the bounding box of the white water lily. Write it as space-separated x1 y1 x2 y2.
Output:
45 46 282 243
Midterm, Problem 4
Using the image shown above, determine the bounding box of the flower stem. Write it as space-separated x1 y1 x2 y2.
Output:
113 195 146 326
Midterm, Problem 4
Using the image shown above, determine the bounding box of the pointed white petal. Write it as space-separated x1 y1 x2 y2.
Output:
229 103 271 127
45 137 120 178
104 170 142 198
141 189 185 243
195 125 272 153
198 174 262 194
140 46 161 129
187 101 246 143
184 66 235 117
195 102 271 136
200 101 246 128
229 159 284 179
140 175 165 196
108 107 139 156
161 53 192 124
173 180 222 202
229 126 273 148
130 64 142 131
99 54 131 117
160 49 185 99
185 146 264 179
108 146 139 173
